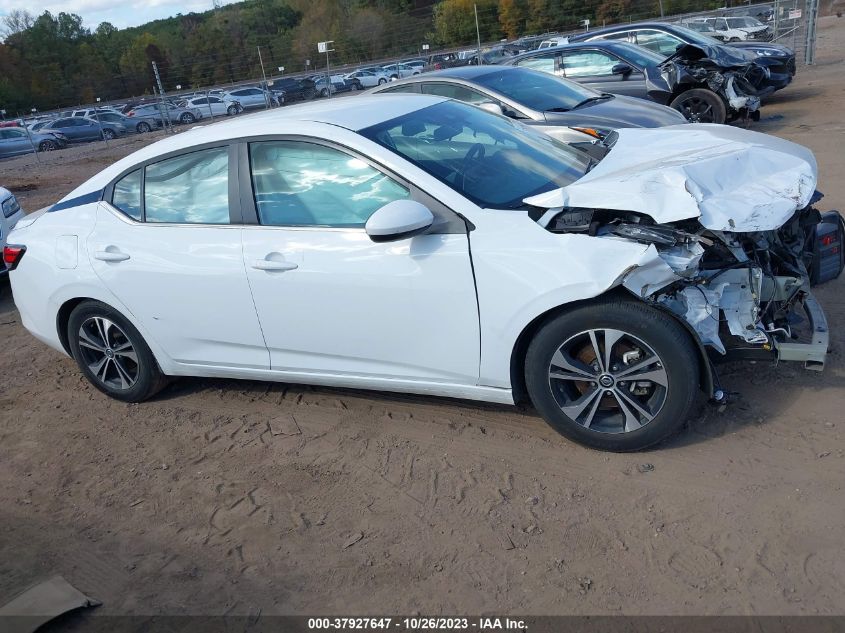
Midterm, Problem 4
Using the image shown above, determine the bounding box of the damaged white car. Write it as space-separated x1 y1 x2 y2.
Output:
6 96 843 451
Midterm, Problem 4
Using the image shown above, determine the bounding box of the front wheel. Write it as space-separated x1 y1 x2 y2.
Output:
227 105 239 116
670 88 727 124
68 300 167 403
102 128 116 140
320 88 329 97
524 299 699 451
38 140 57 151
378 78 387 85
180 112 196 124
137 122 151 133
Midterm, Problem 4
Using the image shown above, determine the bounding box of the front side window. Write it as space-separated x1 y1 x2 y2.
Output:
420 83 488 103
633 29 685 56
361 100 591 209
249 141 409 227
112 169 142 221
561 51 620 77
380 84 418 94
145 147 230 224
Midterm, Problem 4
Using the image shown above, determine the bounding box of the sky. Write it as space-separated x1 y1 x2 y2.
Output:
0 0 243 30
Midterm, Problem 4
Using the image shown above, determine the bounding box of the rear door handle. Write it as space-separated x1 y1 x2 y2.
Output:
94 250 130 262
251 259 298 272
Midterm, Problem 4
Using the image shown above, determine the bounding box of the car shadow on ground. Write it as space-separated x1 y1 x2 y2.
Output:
148 358 820 454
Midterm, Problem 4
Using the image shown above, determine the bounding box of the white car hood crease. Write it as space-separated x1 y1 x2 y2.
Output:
524 124 818 232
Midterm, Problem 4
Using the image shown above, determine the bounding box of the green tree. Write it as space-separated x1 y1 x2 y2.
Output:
498 0 527 39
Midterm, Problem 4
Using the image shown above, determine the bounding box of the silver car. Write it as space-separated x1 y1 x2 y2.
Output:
0 126 68 158
127 102 204 125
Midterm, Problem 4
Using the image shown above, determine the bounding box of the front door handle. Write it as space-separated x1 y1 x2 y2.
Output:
94 250 130 262
251 259 298 272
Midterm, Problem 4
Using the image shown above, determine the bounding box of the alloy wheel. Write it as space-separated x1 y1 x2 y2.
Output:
547 328 669 434
677 96 715 123
77 316 139 391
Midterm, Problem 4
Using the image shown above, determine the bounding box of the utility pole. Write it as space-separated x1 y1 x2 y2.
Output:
151 61 173 133
804 0 818 64
257 46 270 109
474 4 482 65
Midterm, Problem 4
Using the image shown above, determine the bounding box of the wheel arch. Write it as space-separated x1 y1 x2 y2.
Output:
55 295 171 376
508 288 714 405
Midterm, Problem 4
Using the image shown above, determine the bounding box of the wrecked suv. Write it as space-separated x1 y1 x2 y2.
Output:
6 97 842 452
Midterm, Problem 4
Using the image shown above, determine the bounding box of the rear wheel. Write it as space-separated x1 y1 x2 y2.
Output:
227 105 239 116
670 88 727 124
137 122 151 133
68 300 167 403
38 140 57 151
101 128 116 140
524 299 699 451
320 88 329 98
378 78 387 85
180 112 196 124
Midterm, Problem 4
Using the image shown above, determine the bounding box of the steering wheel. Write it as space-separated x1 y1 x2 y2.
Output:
461 143 486 192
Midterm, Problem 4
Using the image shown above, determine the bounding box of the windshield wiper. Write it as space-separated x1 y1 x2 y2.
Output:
569 94 614 110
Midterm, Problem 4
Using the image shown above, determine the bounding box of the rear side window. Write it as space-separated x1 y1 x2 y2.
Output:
516 53 557 73
420 83 488 104
145 147 230 224
112 170 142 221
248 141 409 227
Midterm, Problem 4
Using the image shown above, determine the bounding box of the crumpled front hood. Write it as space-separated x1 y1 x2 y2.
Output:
524 124 817 232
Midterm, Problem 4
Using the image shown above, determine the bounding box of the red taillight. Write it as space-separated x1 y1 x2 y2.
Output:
820 234 836 247
3 244 26 270
127 111 135 117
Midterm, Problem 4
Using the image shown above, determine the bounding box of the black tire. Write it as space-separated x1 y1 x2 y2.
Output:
38 140 56 151
670 88 727 124
320 88 329 98
378 78 387 85
524 298 699 452
102 128 116 140
137 122 151 133
350 81 359 91
227 105 239 116
68 300 167 403
180 112 196 124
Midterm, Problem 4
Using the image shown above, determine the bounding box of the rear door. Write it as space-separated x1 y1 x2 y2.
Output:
240 138 480 383
88 144 268 369
559 48 648 97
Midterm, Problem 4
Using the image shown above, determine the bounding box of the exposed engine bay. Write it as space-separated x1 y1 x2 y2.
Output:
537 199 843 372
645 44 772 121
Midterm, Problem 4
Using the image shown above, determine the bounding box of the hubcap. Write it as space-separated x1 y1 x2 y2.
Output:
548 328 669 434
77 317 139 390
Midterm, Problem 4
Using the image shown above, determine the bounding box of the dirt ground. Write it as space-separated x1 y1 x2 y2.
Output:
1 17 844 620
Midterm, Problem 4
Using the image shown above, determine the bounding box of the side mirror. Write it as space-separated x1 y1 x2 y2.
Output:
477 101 505 116
612 63 633 76
365 200 434 242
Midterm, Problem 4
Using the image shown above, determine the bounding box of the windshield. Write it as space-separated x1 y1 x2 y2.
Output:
611 42 666 67
360 100 591 209
473 68 599 113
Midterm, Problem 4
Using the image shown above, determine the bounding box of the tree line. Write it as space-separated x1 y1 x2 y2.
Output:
0 0 716 113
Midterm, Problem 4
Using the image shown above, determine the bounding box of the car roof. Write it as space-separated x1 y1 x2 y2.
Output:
505 39 650 62
408 65 510 81
569 21 679 40
59 95 448 201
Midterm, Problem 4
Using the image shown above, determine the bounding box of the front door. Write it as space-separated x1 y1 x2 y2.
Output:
560 49 647 98
240 139 480 383
88 145 269 369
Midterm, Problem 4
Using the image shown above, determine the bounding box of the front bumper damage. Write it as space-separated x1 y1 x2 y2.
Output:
774 293 828 370
526 126 841 397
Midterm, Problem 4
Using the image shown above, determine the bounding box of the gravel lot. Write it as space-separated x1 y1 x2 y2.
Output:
1 17 844 620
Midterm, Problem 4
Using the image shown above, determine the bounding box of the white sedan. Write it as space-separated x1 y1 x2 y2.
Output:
381 63 420 80
5 96 837 451
182 95 242 118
